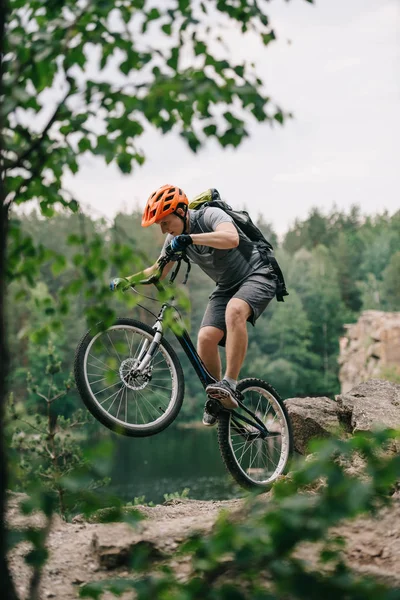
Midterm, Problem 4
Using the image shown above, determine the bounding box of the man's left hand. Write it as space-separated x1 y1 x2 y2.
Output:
169 235 193 253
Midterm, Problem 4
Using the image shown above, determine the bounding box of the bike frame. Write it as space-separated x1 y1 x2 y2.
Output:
138 300 216 389
133 284 272 437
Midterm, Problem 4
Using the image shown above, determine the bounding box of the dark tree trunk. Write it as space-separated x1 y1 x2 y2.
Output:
0 0 19 597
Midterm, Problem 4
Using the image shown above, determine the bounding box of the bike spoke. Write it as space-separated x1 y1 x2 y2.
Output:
88 354 119 374
107 333 122 363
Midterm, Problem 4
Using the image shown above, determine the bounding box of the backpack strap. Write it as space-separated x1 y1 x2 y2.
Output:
169 254 191 285
264 249 289 302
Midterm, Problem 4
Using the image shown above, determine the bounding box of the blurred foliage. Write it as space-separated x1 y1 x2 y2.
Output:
6 341 101 517
163 487 190 503
6 438 143 598
79 428 400 599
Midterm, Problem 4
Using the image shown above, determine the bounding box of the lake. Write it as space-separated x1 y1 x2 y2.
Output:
107 424 244 505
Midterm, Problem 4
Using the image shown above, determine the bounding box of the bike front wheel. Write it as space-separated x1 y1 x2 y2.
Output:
74 318 184 437
217 378 293 491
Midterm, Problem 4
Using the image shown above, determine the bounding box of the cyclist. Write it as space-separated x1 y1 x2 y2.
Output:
111 184 277 426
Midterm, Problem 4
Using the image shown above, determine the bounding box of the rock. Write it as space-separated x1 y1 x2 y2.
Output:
336 379 400 434
285 396 342 454
339 311 400 393
285 379 400 454
91 529 165 570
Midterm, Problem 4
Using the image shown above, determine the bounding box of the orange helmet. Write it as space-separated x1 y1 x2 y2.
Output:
141 185 188 227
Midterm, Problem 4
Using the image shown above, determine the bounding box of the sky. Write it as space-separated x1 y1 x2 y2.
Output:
64 0 400 236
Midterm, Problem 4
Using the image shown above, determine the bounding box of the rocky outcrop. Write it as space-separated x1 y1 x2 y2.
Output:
339 311 400 394
285 379 400 454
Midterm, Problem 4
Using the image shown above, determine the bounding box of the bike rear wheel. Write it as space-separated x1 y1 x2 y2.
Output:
74 318 184 437
218 378 293 491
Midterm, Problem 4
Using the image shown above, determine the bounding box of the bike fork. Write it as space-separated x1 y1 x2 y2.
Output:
135 319 164 372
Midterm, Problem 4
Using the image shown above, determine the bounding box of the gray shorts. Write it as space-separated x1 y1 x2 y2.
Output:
200 269 277 347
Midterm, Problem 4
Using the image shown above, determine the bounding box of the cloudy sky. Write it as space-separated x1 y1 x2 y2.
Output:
64 0 399 236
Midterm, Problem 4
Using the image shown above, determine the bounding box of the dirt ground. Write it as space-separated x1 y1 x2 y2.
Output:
7 492 400 599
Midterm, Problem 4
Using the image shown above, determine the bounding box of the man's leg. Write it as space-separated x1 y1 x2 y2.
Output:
206 299 252 408
197 326 225 426
206 272 276 408
197 326 224 379
224 298 252 381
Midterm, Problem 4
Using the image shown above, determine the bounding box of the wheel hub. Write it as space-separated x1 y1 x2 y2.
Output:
119 358 151 390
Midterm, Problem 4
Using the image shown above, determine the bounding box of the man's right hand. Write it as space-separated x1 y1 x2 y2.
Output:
109 277 130 292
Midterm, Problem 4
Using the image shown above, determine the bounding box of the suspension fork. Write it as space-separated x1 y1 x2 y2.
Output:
135 307 166 372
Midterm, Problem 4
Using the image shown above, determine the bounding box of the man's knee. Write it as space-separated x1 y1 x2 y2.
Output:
197 326 224 351
225 299 252 326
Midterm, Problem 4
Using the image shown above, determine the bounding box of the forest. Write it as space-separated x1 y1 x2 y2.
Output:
7 202 400 425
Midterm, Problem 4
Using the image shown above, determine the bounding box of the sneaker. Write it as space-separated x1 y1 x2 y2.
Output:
206 380 239 409
202 408 217 427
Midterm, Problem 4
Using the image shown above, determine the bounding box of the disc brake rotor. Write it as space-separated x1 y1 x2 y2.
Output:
119 358 151 391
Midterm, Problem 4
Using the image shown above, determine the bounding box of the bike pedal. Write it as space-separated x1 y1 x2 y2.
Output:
205 397 223 417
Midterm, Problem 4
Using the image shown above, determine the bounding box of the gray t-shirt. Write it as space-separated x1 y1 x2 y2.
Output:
162 207 269 290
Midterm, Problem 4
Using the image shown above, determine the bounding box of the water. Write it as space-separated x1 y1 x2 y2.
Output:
107 425 243 505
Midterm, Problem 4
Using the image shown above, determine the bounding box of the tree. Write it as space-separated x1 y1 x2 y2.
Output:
300 245 345 396
1 1 310 595
381 251 400 311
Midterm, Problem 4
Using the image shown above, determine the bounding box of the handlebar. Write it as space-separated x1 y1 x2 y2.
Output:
127 255 171 289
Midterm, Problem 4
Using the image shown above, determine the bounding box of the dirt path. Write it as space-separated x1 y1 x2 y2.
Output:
7 494 400 599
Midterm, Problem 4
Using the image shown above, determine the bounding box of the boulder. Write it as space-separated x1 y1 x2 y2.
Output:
285 396 342 454
336 378 400 434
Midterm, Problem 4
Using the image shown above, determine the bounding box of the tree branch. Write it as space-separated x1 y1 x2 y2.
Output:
8 88 71 172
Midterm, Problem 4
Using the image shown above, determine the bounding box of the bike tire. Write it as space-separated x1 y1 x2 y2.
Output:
74 318 185 437
217 378 293 491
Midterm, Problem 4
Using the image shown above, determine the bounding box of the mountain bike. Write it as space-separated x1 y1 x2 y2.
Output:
74 256 293 491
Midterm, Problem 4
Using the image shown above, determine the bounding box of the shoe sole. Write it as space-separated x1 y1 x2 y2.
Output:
206 387 239 409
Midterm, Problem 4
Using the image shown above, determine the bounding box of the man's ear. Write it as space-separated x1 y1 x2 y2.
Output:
176 207 185 217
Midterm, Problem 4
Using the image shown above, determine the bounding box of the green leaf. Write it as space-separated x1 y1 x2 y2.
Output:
147 8 161 21
274 112 284 124
179 0 190 11
162 23 172 35
78 137 91 152
233 65 245 78
262 31 276 46
203 124 217 136
25 547 49 568
67 234 82 245
117 153 133 174
68 46 87 69
51 254 67 276
40 202 55 218
194 41 206 56
167 47 179 70
180 131 201 153
68 199 79 213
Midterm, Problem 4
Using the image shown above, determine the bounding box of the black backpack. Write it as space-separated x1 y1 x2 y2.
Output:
189 189 289 302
